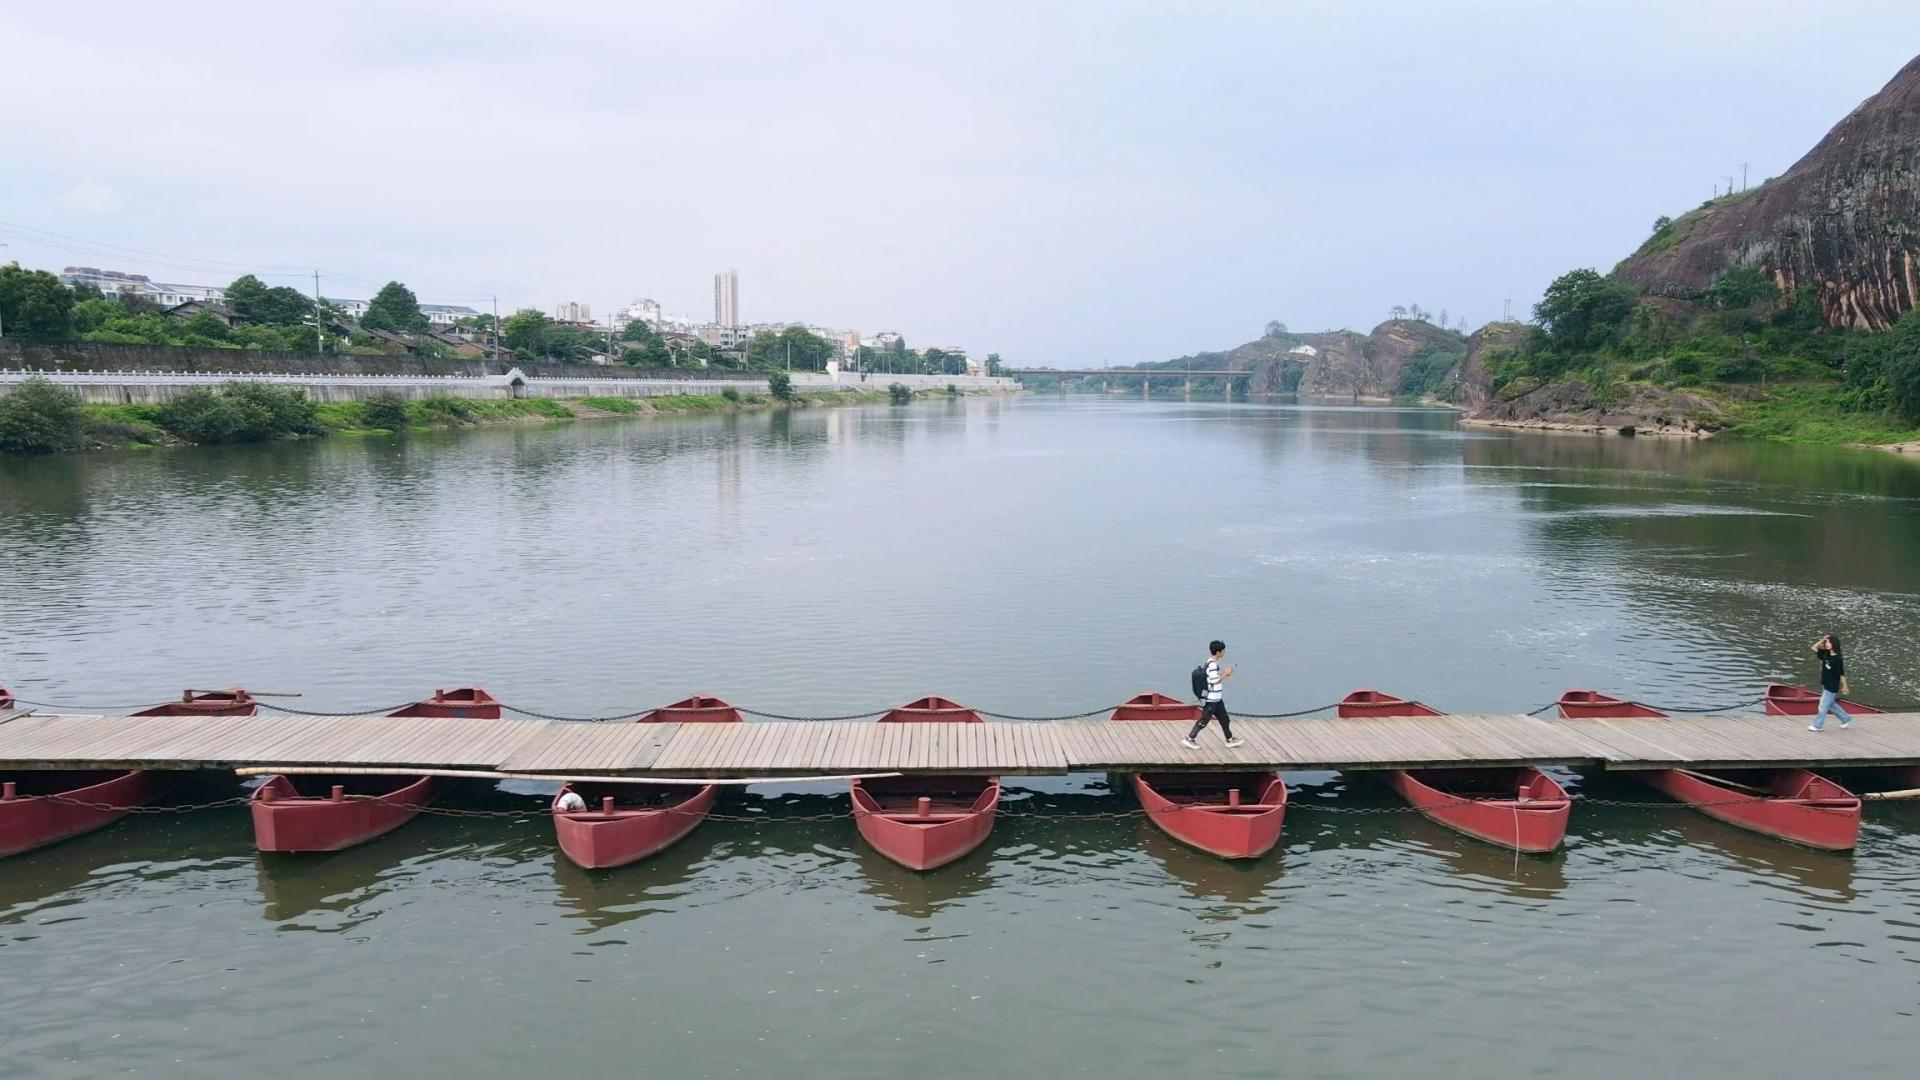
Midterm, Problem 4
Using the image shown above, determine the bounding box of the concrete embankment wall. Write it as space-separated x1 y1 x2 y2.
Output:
0 341 1020 403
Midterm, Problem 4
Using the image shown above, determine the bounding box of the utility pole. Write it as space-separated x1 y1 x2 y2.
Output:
1741 162 1749 191
1503 298 1512 322
0 243 9 339
491 295 500 363
311 271 324 352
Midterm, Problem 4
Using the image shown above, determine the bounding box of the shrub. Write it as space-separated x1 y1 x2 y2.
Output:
721 386 742 403
768 371 794 401
412 395 476 425
945 383 960 398
156 382 323 444
0 377 88 453
361 390 411 431
888 383 913 405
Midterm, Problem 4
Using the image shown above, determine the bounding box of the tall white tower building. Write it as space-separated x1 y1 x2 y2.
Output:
713 269 740 326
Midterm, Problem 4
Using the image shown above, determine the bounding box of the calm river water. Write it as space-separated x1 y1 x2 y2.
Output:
3 398 1919 1078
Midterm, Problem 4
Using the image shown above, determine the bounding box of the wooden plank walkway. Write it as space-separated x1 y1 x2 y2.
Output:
2 709 1920 776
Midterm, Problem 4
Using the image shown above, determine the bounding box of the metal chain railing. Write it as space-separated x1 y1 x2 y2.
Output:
17 788 1906 821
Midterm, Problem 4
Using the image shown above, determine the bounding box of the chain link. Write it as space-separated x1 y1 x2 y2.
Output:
19 788 1890 821
10 693 1914 723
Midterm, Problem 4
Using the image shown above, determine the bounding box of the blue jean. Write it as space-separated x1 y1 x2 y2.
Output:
1812 689 1852 730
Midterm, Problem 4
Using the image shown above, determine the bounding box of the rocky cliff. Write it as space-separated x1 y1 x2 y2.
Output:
1613 54 1920 330
1452 322 1532 408
1298 319 1467 399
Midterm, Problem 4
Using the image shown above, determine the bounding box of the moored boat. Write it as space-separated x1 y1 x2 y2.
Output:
1761 682 1882 719
1554 690 1861 850
1761 684 1916 790
250 687 500 853
2 685 257 858
1339 689 1571 853
1113 691 1286 859
850 696 1000 871
552 694 742 869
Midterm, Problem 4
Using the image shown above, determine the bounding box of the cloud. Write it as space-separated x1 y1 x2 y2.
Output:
3 2 1919 363
57 182 123 217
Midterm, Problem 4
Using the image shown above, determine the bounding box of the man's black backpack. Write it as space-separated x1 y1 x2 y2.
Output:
1191 662 1209 701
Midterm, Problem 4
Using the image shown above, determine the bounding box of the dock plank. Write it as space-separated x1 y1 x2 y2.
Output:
6 710 1920 777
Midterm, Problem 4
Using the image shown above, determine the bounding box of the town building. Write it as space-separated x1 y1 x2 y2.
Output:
553 300 593 323
713 269 740 326
59 267 227 308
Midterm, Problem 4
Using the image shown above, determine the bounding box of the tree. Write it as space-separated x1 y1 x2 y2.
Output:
768 371 794 401
0 263 76 338
622 336 671 366
1651 215 1674 235
1264 320 1288 337
360 281 429 334
225 274 316 327
620 319 658 343
1388 305 1408 320
1438 308 1449 328
0 377 88 452
1533 268 1638 352
1704 265 1781 310
500 308 554 358
747 326 834 370
1881 308 1920 425
986 352 1003 375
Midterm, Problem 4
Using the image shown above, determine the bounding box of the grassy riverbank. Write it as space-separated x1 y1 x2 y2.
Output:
0 380 945 453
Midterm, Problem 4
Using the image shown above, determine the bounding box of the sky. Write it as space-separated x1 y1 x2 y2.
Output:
3 1 1918 366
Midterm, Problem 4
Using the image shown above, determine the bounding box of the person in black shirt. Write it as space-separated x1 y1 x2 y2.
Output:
1808 633 1852 731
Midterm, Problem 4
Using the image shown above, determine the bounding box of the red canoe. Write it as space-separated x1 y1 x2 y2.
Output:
1338 690 1571 853
850 696 1000 871
251 687 500 853
1761 682 1882 719
1761 684 1917 789
552 694 742 869
1112 691 1286 859
2 686 257 858
1555 690 1861 851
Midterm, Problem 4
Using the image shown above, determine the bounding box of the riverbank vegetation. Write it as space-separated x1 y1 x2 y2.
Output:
0 377 907 452
1486 264 1920 444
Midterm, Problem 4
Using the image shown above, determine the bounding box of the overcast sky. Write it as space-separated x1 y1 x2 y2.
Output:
3 2 1917 365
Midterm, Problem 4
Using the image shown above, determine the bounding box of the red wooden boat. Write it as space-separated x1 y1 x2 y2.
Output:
850 696 1000 871
1338 690 1571 853
1761 683 1918 789
0 684 13 711
251 687 499 853
1111 691 1286 859
3 686 257 858
1761 682 1882 720
552 694 742 869
1555 690 1861 850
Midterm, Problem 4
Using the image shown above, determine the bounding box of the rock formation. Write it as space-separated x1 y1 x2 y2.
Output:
1613 54 1920 330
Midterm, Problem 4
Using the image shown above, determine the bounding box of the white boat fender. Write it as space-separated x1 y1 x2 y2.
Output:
555 790 587 812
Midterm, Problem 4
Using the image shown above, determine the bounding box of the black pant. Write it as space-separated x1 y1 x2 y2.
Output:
1188 700 1232 740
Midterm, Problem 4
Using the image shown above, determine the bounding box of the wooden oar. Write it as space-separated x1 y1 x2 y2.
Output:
1862 787 1920 801
1675 769 1770 794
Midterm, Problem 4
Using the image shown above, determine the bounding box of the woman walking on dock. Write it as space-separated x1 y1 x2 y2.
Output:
1808 634 1853 732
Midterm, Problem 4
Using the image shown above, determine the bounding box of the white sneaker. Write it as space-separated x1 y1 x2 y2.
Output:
1840 719 1852 729
1180 737 1199 750
1808 724 1822 732
1224 737 1245 748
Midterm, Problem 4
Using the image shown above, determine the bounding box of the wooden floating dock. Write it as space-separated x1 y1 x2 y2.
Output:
5 708 1920 776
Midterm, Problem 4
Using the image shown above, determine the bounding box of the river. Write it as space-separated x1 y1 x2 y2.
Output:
3 398 1919 1078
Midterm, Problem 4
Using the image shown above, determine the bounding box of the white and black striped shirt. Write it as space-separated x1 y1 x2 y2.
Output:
1204 658 1224 702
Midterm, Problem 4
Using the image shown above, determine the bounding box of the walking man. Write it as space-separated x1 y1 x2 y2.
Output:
1808 633 1853 732
1183 639 1243 749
